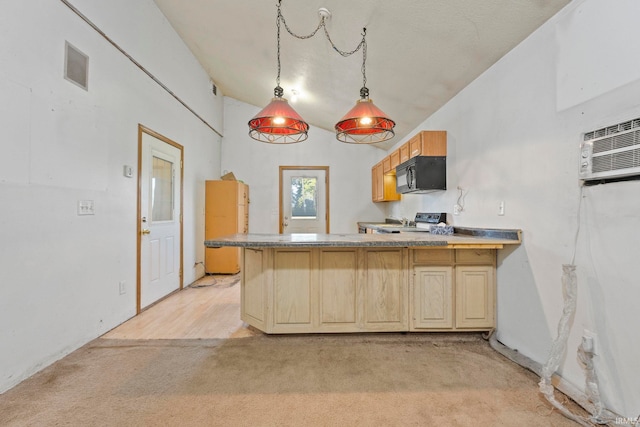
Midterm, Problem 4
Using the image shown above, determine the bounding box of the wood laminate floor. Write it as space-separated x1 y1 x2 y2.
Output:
102 274 257 340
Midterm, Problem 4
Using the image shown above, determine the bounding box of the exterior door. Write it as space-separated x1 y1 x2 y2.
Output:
279 166 329 234
138 126 183 312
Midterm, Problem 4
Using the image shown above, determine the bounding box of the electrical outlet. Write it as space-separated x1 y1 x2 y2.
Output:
498 201 505 216
119 281 126 295
453 204 461 215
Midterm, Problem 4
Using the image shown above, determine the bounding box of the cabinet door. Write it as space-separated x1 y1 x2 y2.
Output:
371 163 384 202
400 143 410 163
455 266 495 329
318 249 358 330
272 250 313 332
376 163 384 201
382 156 392 174
383 174 400 201
362 249 407 330
412 267 453 329
371 166 378 202
241 248 267 330
390 150 400 170
205 180 243 274
409 134 422 158
406 131 448 158
420 131 447 156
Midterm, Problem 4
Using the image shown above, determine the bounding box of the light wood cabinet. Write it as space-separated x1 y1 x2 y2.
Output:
272 249 313 332
390 150 400 171
409 130 447 158
456 266 495 329
371 131 446 202
374 162 383 201
410 248 496 331
242 247 408 333
413 266 454 329
400 143 410 163
204 180 249 274
362 248 407 330
318 249 358 329
371 162 400 202
371 166 378 201
242 248 268 331
382 156 392 174
240 246 496 334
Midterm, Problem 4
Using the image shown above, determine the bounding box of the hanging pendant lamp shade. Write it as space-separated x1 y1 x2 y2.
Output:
248 87 309 143
335 88 395 144
247 0 309 144
334 28 395 144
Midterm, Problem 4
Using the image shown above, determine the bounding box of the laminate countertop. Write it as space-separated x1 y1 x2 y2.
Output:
205 228 521 249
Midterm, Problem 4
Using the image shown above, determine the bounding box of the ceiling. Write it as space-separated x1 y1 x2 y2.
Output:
153 0 571 149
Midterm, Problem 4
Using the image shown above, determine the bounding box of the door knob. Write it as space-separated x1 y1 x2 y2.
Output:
141 229 151 235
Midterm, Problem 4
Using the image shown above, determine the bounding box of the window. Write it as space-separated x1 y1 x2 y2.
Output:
290 176 317 219
151 156 174 221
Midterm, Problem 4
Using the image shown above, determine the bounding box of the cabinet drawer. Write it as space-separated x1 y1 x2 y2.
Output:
412 249 454 265
456 249 495 265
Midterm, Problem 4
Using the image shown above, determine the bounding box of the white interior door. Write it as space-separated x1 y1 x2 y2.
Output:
139 130 182 310
281 168 327 234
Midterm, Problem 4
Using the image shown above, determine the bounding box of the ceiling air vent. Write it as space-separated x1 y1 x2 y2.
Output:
579 117 640 182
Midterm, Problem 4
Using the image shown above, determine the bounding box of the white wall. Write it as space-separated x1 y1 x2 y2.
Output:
221 97 386 234
0 0 222 393
387 0 640 417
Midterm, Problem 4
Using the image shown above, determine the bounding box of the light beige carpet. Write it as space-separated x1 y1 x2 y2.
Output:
0 333 585 426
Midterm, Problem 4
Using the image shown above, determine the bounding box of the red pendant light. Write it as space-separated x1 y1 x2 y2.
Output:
248 86 309 143
334 31 395 144
248 1 309 144
335 87 395 144
248 3 394 144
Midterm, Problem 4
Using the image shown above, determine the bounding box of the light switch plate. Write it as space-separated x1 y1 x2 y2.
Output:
123 165 133 178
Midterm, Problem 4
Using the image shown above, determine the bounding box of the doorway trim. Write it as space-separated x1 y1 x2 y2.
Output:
137 124 184 314
279 166 330 234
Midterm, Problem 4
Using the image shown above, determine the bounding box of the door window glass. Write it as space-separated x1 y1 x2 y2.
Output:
151 156 174 221
291 176 317 219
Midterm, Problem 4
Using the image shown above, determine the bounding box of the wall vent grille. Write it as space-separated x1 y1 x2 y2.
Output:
580 117 640 181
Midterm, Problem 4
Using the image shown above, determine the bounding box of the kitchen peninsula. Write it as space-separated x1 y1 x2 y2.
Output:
205 229 521 334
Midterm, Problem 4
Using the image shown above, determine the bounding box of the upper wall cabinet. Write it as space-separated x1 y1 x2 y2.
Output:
372 161 401 202
371 130 447 203
409 131 447 158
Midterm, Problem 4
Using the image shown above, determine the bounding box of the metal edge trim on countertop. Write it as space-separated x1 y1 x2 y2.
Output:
453 227 522 242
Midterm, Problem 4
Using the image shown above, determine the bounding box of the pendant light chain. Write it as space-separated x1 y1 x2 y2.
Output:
277 0 368 94
249 1 394 144
360 33 368 98
275 4 282 96
278 0 367 58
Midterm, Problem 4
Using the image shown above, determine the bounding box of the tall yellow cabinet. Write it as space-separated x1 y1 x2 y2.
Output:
205 180 249 274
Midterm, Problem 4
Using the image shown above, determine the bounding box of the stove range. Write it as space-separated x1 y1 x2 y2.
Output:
415 212 447 231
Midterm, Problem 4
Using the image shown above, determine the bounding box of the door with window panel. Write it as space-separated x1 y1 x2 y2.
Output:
280 167 328 234
139 131 182 309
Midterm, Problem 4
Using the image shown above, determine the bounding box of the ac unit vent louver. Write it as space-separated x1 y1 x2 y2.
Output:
579 117 640 181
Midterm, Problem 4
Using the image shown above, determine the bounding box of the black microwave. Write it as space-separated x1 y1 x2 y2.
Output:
396 156 446 194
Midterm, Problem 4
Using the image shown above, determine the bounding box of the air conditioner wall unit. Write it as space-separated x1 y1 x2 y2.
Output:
580 117 640 181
